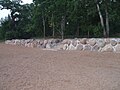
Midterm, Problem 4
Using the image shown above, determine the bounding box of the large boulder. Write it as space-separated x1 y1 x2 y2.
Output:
72 40 78 47
39 40 44 45
14 39 21 45
68 43 76 50
105 38 110 44
63 44 69 50
76 44 83 51
32 41 38 48
101 44 114 52
92 45 100 51
84 45 91 51
20 39 25 46
44 40 48 45
80 38 87 44
62 39 70 44
110 39 117 46
46 43 52 49
97 39 106 48
115 44 120 52
54 39 62 43
5 40 11 44
87 38 96 46
117 39 120 44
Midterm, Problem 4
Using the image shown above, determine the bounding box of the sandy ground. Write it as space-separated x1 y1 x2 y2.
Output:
0 43 120 90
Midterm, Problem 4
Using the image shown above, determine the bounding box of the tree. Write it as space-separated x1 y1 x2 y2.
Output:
95 0 117 37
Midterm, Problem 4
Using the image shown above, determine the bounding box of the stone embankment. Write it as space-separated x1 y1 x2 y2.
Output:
5 38 120 53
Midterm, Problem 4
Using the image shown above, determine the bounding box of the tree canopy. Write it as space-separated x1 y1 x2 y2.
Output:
0 0 120 40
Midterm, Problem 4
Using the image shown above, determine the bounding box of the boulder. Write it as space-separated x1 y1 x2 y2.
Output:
44 40 48 45
51 43 57 48
48 39 54 44
5 40 11 44
117 39 120 44
68 43 76 50
46 43 52 49
40 40 44 45
110 39 117 46
87 38 96 46
32 41 38 48
101 44 114 52
76 44 83 51
54 39 62 43
84 45 91 51
115 44 120 52
20 39 25 46
97 39 106 48
63 44 68 50
80 38 87 44
72 40 77 47
92 45 100 51
105 38 110 44
14 39 20 45
62 39 70 44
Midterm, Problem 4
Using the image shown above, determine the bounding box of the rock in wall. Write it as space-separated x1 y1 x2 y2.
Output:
5 38 120 53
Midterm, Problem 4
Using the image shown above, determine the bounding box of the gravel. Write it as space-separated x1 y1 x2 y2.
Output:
0 43 120 90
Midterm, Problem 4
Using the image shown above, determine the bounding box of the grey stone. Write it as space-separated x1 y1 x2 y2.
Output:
54 39 61 43
63 44 68 50
97 39 106 48
40 40 44 45
68 43 76 50
87 38 96 46
117 39 120 44
110 40 117 46
72 40 77 47
46 43 52 49
115 44 120 52
92 45 100 51
84 45 91 51
80 38 87 44
62 39 70 44
76 44 83 51
105 38 110 44
5 40 11 44
101 44 114 52
44 40 48 45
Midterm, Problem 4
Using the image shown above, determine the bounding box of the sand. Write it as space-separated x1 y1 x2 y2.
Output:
0 43 120 90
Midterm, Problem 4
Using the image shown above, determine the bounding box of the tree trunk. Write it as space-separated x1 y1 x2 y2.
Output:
42 13 46 39
52 13 55 38
105 2 110 37
88 30 90 38
61 16 65 40
96 4 106 37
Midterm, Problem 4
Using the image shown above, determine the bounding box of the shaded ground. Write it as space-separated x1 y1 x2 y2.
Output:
0 43 120 90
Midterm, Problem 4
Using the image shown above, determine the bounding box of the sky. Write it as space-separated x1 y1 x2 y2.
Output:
0 0 33 19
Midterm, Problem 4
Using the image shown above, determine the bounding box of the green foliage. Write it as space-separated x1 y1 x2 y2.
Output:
5 31 15 40
0 0 120 39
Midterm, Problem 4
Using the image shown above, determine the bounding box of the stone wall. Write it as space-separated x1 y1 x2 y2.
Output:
5 38 120 53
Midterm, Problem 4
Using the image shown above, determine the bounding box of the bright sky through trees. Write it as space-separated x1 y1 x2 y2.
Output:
0 0 33 19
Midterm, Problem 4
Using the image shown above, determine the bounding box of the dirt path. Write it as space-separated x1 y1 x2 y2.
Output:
0 43 120 90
